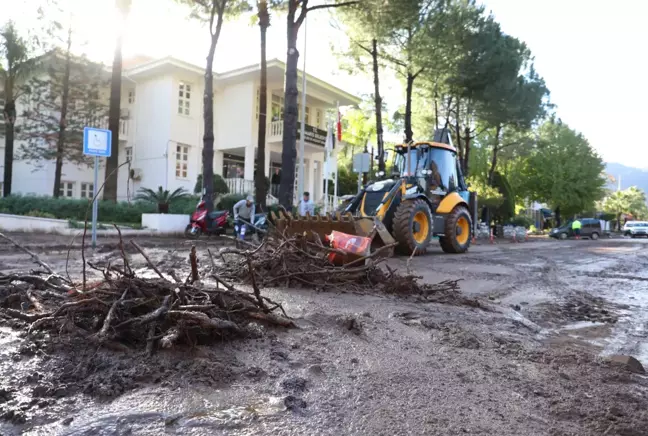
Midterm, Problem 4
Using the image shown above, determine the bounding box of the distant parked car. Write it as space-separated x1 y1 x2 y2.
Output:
550 218 608 240
623 221 648 238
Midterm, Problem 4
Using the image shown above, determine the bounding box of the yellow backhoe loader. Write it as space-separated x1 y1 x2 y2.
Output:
273 129 476 258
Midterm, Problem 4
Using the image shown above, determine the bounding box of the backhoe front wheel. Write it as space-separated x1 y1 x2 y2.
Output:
439 206 472 254
393 199 433 255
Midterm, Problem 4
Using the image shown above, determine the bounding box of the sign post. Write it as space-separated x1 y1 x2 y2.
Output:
83 127 112 248
352 152 370 194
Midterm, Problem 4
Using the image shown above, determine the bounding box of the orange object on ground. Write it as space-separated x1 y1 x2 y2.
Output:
328 230 372 256
326 230 372 265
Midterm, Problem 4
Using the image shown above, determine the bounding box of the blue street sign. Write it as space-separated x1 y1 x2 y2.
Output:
83 127 112 157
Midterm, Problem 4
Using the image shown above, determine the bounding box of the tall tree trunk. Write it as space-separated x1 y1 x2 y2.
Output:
3 90 15 197
278 8 300 209
404 71 414 143
463 126 471 175
488 124 502 185
54 27 72 198
104 32 123 202
104 0 131 202
255 1 270 209
433 86 439 130
617 212 622 232
203 11 224 213
371 38 385 173
454 98 463 164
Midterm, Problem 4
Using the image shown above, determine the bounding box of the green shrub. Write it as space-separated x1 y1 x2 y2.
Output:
26 210 57 219
194 174 230 195
0 195 158 224
216 194 246 213
509 214 534 228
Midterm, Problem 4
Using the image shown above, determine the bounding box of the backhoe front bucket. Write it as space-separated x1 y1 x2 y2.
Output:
271 210 396 261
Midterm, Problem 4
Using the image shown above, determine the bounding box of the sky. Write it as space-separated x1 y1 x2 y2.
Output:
5 0 648 168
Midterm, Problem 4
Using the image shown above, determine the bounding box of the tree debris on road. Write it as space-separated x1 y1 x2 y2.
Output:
215 231 466 300
0 232 294 354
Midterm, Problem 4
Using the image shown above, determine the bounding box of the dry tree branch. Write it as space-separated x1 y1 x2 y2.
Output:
0 232 58 277
130 241 167 280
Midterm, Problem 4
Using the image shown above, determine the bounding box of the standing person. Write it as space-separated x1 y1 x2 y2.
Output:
298 191 315 216
271 168 280 197
572 217 582 240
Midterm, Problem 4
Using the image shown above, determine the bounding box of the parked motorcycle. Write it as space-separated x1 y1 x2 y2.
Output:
185 199 229 238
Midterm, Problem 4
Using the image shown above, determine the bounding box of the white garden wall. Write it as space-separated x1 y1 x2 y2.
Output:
141 214 189 232
0 213 69 233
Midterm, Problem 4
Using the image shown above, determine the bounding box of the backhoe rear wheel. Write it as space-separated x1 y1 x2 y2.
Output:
439 206 472 254
393 199 432 255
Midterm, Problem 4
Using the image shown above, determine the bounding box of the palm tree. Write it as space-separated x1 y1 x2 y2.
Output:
1 22 32 197
255 0 270 209
103 0 131 202
603 187 648 231
134 186 190 213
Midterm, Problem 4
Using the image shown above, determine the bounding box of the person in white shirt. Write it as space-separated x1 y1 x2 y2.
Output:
233 195 255 223
233 195 256 240
298 191 315 216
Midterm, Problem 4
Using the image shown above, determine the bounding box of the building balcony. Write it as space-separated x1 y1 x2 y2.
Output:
267 120 327 147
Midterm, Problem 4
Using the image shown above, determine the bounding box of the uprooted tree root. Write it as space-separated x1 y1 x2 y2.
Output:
215 232 472 303
0 232 294 355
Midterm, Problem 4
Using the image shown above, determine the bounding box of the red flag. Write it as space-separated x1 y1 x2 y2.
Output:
336 110 342 141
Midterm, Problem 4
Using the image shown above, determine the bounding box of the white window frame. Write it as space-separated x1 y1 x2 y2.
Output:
80 182 94 199
316 109 322 128
305 106 310 125
128 89 135 104
59 181 75 198
271 94 284 120
175 144 189 179
178 82 191 116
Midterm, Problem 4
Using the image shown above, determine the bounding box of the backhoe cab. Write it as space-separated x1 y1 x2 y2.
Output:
273 128 475 257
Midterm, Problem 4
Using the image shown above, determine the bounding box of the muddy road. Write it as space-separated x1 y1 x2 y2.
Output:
1 235 648 435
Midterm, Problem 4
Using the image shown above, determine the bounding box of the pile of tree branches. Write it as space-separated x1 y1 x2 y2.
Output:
0 232 293 354
215 232 461 298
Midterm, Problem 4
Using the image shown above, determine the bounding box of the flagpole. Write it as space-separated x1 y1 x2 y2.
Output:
334 100 340 209
297 16 308 204
323 121 331 214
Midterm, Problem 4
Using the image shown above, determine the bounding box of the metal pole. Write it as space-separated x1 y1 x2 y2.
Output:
297 16 308 202
357 171 362 194
91 156 99 248
323 122 329 214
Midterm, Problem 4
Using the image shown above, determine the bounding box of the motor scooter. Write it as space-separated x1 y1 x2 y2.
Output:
185 199 229 238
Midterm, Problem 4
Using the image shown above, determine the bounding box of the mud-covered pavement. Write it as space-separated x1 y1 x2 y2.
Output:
1 234 648 435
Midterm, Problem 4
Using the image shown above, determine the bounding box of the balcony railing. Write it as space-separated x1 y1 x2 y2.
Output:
225 178 254 195
267 120 327 147
224 178 279 205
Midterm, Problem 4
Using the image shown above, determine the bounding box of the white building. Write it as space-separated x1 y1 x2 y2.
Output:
0 55 360 204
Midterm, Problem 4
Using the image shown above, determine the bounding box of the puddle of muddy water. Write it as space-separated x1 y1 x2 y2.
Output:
19 387 290 436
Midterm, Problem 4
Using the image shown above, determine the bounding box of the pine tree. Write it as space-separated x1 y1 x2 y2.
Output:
19 50 107 197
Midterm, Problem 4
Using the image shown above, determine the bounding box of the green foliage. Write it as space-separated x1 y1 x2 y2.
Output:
134 186 191 213
216 194 246 213
0 195 159 224
520 119 606 217
492 171 515 222
509 214 533 228
25 209 56 219
19 51 108 170
466 175 503 208
603 187 648 222
194 173 229 195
